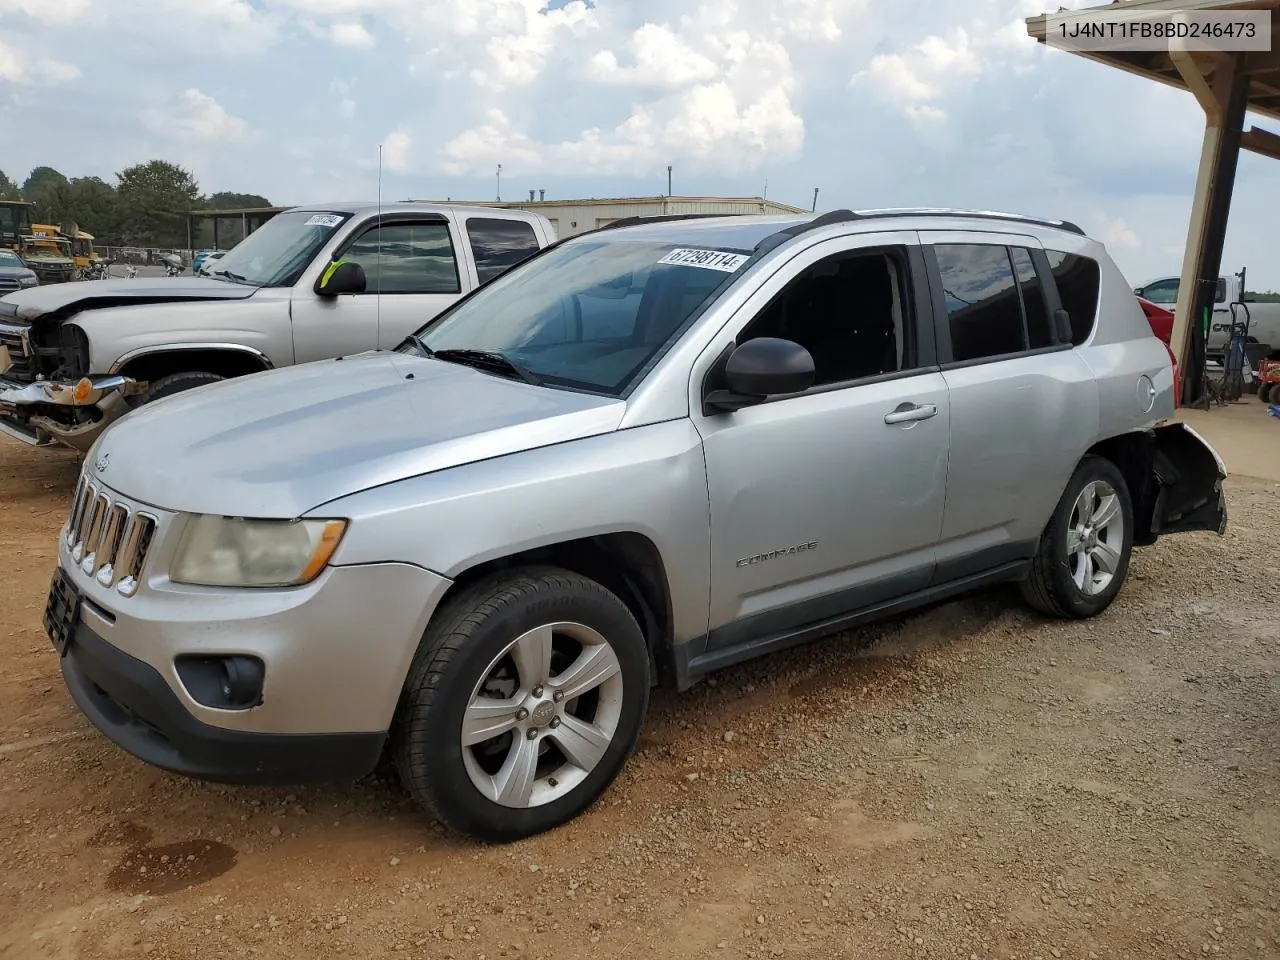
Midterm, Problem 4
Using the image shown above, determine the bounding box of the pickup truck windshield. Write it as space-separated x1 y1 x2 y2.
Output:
405 239 745 394
210 210 352 287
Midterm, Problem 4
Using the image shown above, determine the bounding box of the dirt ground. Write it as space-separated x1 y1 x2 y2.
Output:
1 433 1277 960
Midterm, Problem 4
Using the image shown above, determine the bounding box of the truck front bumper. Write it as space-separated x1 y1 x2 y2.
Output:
0 374 141 451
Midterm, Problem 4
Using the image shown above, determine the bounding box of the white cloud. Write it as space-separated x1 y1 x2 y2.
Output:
0 0 92 23
145 88 246 140
1099 217 1140 251
383 128 411 172
0 37 79 84
587 24 719 88
856 28 984 105
441 109 541 175
328 21 373 49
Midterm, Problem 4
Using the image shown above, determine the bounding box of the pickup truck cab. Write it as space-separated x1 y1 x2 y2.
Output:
0 202 555 450
1134 271 1280 361
46 208 1227 843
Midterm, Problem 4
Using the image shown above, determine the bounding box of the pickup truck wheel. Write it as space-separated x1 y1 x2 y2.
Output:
145 371 226 403
1020 454 1134 619
392 566 649 842
1268 383 1280 405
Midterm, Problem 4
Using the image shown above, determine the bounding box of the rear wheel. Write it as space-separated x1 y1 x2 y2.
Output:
392 566 650 842
1020 455 1134 619
1268 382 1280 405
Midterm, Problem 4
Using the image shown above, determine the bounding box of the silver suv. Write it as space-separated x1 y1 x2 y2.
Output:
44 208 1227 841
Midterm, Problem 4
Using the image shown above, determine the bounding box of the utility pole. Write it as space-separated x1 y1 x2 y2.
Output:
667 164 672 196
496 164 502 202
811 187 819 212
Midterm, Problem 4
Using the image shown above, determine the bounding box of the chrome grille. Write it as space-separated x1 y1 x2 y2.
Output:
0 278 20 293
0 322 33 380
65 477 157 597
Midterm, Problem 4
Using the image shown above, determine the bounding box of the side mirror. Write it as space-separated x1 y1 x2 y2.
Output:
315 260 366 297
1133 286 1144 297
704 337 814 413
1053 307 1073 343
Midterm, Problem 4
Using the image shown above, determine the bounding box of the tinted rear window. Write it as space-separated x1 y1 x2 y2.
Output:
1045 250 1101 345
467 218 541 284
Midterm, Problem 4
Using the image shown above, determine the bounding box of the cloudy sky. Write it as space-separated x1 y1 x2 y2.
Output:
2 0 1278 288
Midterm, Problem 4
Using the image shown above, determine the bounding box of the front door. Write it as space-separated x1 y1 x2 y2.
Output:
290 217 467 364
692 233 950 648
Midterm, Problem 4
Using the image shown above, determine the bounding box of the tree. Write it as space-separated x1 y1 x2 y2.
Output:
0 170 22 201
115 160 201 247
64 177 120 241
22 166 70 223
206 191 272 210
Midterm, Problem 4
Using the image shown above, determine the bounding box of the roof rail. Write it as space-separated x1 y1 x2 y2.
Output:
752 208 862 254
850 207 1086 236
591 212 735 233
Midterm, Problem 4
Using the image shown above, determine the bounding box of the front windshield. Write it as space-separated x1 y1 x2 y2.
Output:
209 210 351 287
0 250 22 266
405 239 747 394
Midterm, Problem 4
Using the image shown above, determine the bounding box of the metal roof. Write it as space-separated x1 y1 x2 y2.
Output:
1026 0 1280 130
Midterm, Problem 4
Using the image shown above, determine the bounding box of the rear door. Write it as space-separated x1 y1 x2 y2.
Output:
290 214 467 363
462 216 545 287
921 231 1099 582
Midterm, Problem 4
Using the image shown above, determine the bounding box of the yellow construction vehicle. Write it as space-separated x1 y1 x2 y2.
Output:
22 221 76 284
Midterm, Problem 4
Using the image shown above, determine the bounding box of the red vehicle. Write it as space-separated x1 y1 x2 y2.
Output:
1138 296 1180 408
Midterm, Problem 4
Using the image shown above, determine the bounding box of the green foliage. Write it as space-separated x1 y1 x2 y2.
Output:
115 160 202 247
3 160 271 248
0 170 22 201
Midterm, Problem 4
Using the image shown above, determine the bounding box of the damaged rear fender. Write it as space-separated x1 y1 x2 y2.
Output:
1143 422 1228 540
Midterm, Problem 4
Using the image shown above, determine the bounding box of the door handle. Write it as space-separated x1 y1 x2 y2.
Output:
884 402 938 425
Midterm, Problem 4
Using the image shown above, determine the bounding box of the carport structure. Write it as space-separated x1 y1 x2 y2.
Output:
1026 0 1280 405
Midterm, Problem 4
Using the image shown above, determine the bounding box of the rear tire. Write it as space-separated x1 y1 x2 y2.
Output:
1020 454 1134 619
392 566 650 842
145 370 226 403
1268 383 1280 405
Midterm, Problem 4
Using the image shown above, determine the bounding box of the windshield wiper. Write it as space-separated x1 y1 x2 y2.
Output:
212 268 254 285
398 333 434 357
432 348 543 386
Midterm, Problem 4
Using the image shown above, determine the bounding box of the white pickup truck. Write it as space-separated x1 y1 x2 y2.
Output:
0 202 556 451
1134 270 1280 361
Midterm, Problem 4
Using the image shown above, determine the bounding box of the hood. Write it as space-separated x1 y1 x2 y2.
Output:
0 265 36 279
90 352 626 517
0 276 257 323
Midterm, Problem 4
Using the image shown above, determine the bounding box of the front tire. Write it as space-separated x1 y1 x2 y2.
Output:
1020 454 1134 619
392 566 650 842
145 370 226 403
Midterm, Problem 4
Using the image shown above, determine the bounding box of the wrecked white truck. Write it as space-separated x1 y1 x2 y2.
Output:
0 202 554 450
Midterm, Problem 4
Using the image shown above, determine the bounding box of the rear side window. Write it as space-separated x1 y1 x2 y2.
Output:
1045 250 1101 345
466 218 541 284
1010 247 1053 349
935 244 1025 362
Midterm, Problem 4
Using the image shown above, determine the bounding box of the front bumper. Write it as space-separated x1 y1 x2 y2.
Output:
51 516 453 783
0 373 141 451
61 619 387 784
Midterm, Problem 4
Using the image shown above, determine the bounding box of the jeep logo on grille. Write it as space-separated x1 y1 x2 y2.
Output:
94 453 110 473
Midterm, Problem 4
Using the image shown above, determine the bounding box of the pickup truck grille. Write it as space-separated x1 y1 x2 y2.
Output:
66 476 157 597
0 278 21 294
0 323 33 381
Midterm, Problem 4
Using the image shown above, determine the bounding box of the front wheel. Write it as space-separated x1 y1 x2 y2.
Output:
392 566 650 842
145 370 226 403
1020 454 1134 619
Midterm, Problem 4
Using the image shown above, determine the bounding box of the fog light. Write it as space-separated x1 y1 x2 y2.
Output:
175 655 265 710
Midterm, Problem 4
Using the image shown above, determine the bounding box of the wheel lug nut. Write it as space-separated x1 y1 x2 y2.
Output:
552 690 564 702
549 716 561 729
526 729 538 740
532 685 544 697
516 708 529 721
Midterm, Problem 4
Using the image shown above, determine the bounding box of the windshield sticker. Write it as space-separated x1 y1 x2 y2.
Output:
658 248 749 273
304 214 344 228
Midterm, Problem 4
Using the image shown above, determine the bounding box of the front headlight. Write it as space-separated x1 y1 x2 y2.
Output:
171 516 348 587
18 275 38 287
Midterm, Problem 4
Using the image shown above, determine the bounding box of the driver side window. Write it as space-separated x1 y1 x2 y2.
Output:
343 221 461 295
737 248 915 387
1141 279 1179 305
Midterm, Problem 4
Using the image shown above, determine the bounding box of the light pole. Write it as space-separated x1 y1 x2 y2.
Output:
496 164 502 202
667 164 672 196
